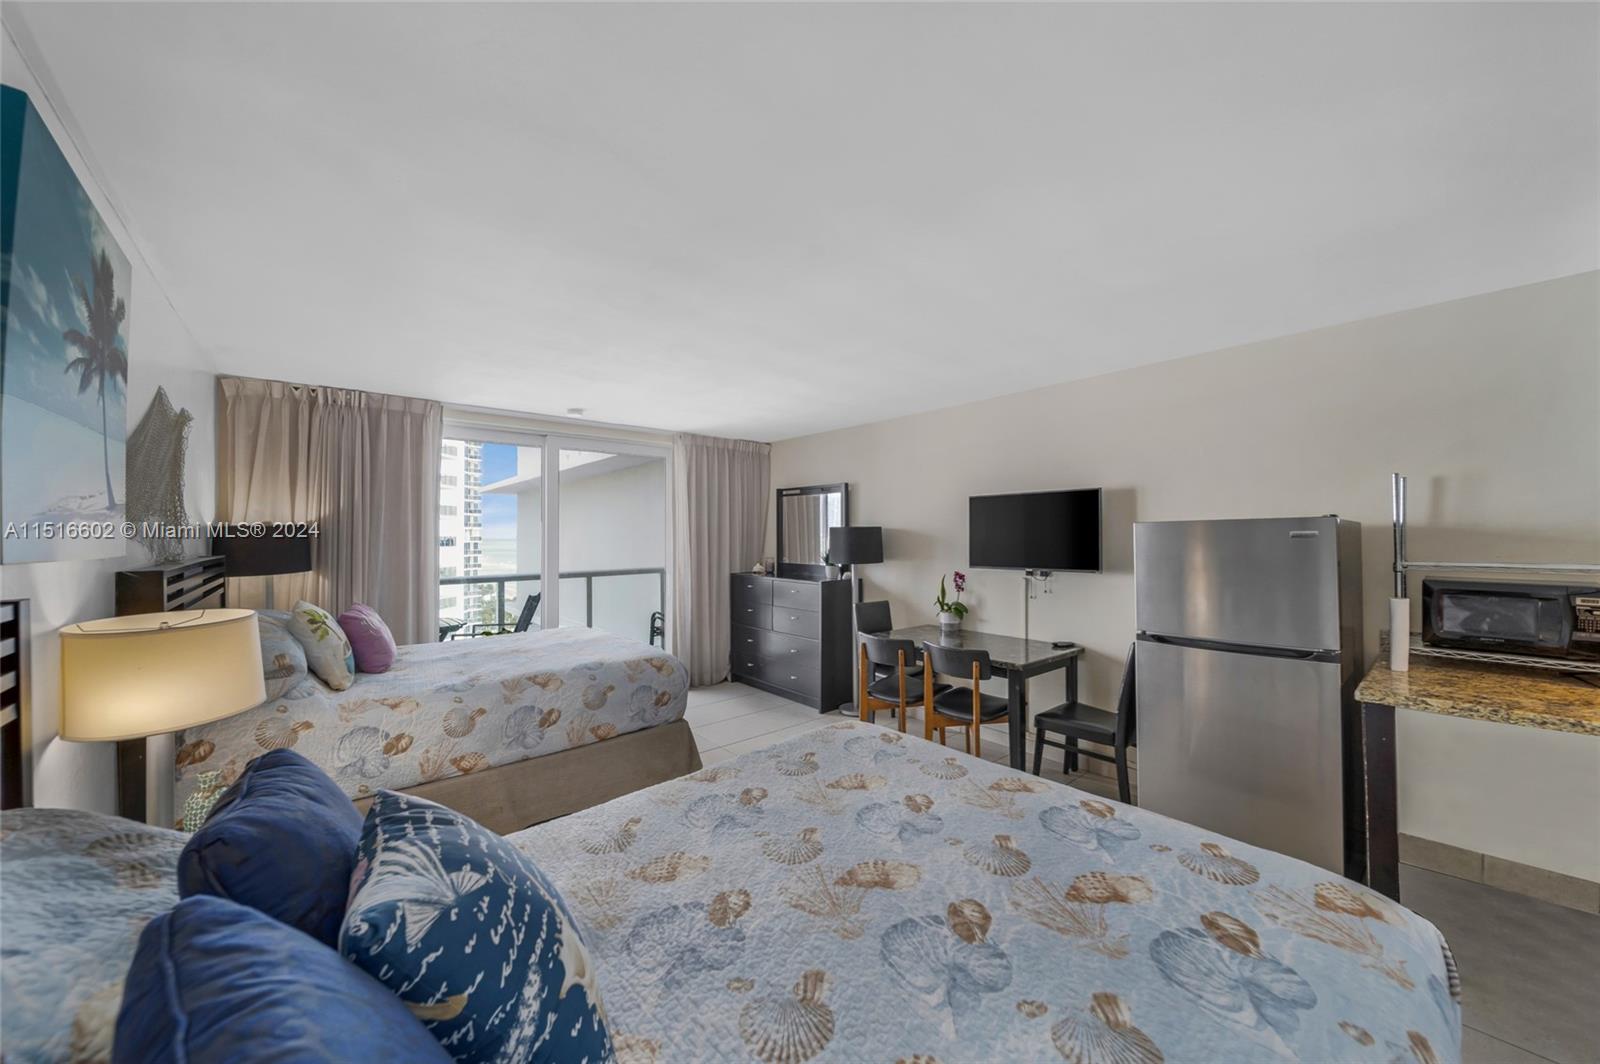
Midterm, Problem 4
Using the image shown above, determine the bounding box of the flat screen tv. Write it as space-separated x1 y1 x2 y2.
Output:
969 489 1102 572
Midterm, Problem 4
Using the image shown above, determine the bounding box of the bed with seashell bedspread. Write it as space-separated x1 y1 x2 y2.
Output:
512 720 1463 1064
172 626 690 828
0 808 184 1064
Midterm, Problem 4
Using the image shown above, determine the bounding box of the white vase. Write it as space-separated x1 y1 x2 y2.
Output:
938 611 961 631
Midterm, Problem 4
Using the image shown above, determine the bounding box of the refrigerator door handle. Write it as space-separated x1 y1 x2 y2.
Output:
1137 632 1341 664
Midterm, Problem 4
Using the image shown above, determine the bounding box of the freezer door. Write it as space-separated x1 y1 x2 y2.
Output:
1136 637 1346 873
1135 516 1343 652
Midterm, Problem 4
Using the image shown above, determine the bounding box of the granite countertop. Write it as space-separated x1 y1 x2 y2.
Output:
1356 657 1600 736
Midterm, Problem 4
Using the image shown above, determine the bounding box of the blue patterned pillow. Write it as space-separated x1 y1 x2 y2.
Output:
258 611 308 699
179 749 362 946
115 895 453 1064
339 791 612 1064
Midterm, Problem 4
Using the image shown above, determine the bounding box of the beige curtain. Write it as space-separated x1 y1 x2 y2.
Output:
671 432 771 686
216 376 443 645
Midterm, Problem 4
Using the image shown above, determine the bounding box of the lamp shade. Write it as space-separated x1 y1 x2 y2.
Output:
215 525 313 577
828 525 884 565
60 609 266 742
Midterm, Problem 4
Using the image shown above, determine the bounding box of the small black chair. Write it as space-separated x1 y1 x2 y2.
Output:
922 642 1009 758
1032 643 1137 803
858 633 946 731
854 600 893 635
854 601 923 691
452 592 541 639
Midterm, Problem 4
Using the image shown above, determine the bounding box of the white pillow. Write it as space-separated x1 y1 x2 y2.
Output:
286 600 356 691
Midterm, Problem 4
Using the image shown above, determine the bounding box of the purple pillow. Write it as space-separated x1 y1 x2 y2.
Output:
338 603 396 673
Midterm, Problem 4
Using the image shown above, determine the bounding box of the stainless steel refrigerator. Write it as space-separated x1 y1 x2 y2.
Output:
1134 516 1365 878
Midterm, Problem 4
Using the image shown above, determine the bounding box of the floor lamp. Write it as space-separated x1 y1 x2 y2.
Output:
60 609 266 822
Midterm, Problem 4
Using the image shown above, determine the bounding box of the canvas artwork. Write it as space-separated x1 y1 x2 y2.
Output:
1 84 131 563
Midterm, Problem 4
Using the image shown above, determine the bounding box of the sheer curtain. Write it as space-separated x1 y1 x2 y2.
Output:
216 376 443 645
671 432 771 685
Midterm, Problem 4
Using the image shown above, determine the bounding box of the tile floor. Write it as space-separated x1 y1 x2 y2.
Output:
686 681 1600 1064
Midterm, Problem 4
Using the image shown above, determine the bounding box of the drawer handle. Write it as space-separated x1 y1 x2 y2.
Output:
790 648 798 654
789 675 798 681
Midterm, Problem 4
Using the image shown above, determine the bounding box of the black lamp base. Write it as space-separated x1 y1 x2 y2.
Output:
116 737 147 822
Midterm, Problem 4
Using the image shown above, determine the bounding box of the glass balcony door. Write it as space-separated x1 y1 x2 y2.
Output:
438 425 670 647
549 439 670 647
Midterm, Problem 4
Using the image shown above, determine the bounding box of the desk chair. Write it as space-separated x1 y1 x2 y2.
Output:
1032 643 1137 803
858 633 946 731
922 642 1009 758
854 601 919 720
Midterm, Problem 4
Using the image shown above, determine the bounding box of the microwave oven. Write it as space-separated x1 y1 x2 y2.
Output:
1421 579 1600 660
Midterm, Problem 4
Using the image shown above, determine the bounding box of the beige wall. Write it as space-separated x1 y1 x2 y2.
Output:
771 272 1600 882
1 35 219 824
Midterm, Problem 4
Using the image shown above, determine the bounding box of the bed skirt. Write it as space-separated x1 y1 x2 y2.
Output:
353 718 702 833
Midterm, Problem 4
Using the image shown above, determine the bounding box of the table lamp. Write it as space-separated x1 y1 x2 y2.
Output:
215 524 314 610
828 525 884 600
61 609 265 822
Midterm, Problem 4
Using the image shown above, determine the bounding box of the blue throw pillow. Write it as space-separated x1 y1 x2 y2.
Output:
114 895 452 1064
340 791 612 1064
178 749 361 946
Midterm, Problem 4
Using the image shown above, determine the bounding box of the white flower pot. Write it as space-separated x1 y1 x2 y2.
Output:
938 611 962 631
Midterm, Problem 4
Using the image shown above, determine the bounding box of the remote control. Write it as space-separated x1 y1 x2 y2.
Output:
1050 640 1078 650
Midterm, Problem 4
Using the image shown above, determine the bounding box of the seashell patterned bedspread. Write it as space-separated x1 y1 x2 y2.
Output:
0 808 184 1064
174 627 688 823
511 721 1463 1064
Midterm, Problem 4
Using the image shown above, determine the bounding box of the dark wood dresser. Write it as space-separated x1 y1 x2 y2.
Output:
730 573 852 712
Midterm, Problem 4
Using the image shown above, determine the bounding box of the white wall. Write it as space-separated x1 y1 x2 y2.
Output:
771 272 1600 882
1 30 219 824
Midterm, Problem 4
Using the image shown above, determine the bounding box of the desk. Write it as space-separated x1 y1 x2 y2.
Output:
886 624 1084 770
1354 656 1600 901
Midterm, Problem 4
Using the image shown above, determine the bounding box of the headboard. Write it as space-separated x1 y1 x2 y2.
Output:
1 599 29 810
115 554 227 616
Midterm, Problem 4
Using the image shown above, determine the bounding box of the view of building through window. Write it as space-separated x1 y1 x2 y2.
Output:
437 437 666 645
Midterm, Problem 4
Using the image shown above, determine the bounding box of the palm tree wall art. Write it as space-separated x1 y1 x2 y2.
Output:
1 85 132 562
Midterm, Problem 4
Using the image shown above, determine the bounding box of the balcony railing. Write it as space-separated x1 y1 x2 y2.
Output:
439 568 666 642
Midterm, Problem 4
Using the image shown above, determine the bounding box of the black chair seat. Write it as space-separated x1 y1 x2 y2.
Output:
868 673 945 701
869 673 947 701
1034 701 1117 742
930 686 1009 723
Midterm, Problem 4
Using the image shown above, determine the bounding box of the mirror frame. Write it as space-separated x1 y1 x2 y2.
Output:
775 483 849 581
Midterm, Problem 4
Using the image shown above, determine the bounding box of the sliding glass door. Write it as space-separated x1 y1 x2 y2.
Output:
436 427 669 646
552 444 669 646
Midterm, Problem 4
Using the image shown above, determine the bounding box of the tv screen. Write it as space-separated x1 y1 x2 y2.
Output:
969 489 1102 572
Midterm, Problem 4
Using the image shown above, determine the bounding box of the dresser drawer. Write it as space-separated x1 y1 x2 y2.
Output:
731 624 765 669
770 604 821 639
731 586 771 629
760 629 819 675
732 624 768 681
731 574 771 602
771 579 820 612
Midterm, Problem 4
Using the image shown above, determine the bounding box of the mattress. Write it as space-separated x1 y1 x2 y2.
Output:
512 720 1463 1063
0 808 184 1064
174 627 689 822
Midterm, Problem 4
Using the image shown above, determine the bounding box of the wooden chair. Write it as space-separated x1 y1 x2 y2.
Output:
921 642 1009 758
1032 643 1137 803
858 633 945 731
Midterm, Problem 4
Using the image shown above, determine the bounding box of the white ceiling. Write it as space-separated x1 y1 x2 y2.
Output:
9 2 1597 441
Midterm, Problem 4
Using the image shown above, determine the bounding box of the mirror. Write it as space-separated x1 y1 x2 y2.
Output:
776 483 848 579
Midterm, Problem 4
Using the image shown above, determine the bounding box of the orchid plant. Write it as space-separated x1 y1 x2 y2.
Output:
935 571 969 620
